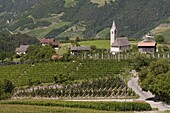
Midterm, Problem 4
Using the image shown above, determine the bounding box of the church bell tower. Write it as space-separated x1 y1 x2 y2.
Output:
110 21 117 47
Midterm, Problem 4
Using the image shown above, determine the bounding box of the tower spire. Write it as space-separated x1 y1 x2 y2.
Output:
112 20 116 28
110 20 117 47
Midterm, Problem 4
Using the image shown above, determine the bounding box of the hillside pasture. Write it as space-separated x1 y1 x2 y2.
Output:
151 24 170 43
27 22 70 38
97 28 110 39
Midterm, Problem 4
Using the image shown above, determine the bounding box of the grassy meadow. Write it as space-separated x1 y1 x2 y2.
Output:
0 100 152 112
79 40 110 49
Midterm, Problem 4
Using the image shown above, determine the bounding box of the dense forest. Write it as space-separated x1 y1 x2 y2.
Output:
0 31 39 52
0 0 170 38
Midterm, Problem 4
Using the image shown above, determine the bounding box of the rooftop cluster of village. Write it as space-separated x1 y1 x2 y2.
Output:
15 21 157 56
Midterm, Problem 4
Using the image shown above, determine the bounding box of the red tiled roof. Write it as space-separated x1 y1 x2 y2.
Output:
40 38 58 46
52 42 59 46
138 41 156 47
40 38 54 44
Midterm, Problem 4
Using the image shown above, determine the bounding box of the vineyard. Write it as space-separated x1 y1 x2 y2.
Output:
14 76 136 99
0 60 128 86
0 60 136 99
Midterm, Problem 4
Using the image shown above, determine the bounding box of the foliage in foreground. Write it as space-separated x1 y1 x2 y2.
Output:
0 80 15 100
0 100 152 111
139 58 170 103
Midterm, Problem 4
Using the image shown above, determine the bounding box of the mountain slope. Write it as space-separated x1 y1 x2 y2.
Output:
0 0 170 39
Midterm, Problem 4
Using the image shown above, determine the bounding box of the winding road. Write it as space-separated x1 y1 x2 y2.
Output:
128 77 170 111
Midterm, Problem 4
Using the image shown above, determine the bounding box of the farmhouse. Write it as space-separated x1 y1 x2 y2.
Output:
71 46 91 55
110 21 130 54
138 40 157 53
40 38 59 50
15 45 30 55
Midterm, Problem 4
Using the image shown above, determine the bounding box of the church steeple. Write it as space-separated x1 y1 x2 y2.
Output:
112 21 116 29
110 20 117 47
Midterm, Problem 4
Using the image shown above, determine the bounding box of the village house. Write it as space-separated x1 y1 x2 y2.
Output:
138 40 157 53
110 21 130 54
40 38 59 50
15 45 30 55
137 34 157 53
71 46 91 55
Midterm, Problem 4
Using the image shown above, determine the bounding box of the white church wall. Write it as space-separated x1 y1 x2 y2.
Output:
111 47 120 54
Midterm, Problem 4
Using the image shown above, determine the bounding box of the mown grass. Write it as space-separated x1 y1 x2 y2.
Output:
79 40 110 49
27 22 70 38
0 104 115 113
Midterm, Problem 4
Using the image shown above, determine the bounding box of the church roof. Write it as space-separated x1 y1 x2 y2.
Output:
111 37 130 47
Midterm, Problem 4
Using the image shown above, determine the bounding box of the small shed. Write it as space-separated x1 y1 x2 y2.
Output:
71 46 91 55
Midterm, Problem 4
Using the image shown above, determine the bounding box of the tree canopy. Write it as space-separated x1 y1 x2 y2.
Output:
22 45 56 63
139 59 170 103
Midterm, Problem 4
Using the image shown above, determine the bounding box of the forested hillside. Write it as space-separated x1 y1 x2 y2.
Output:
0 0 170 39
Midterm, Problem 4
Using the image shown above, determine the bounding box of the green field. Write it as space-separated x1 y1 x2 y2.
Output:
0 104 115 113
27 22 70 38
80 40 110 49
0 100 152 112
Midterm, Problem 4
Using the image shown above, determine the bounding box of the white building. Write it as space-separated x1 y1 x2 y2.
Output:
110 21 130 54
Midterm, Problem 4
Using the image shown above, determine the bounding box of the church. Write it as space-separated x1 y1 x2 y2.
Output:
110 21 130 54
